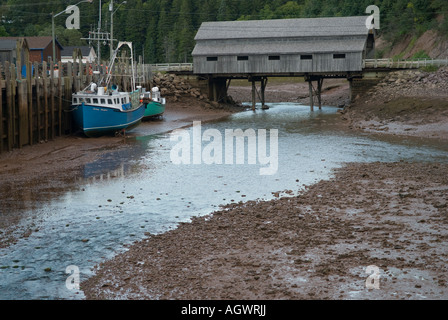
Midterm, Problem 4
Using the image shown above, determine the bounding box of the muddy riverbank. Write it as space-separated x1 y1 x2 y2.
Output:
341 67 448 141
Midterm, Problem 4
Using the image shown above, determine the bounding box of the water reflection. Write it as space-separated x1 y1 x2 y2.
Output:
1 103 448 300
79 164 126 183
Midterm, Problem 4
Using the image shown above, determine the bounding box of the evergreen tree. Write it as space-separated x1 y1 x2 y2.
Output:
124 0 147 59
144 0 161 63
176 0 195 62
198 0 219 23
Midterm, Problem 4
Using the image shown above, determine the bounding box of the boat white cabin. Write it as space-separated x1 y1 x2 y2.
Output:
139 86 166 105
72 83 134 112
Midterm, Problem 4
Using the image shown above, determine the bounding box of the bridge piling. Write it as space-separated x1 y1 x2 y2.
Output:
317 78 323 110
308 80 314 112
261 77 268 110
251 79 256 110
248 76 268 111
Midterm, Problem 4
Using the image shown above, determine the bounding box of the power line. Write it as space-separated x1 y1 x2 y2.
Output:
0 1 64 8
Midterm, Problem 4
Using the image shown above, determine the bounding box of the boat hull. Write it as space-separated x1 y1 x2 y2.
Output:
143 101 165 120
71 103 145 137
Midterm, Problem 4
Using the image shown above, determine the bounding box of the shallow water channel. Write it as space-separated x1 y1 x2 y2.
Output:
1 103 448 300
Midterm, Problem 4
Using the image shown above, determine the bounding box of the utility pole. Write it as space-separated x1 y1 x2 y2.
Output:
109 0 114 61
109 0 127 62
98 0 102 67
81 0 113 70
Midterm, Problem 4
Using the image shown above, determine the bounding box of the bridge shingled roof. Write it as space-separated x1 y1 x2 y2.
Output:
194 16 369 41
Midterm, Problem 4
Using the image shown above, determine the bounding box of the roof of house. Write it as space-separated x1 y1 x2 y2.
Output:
61 46 95 57
0 36 63 50
0 39 19 51
194 16 369 41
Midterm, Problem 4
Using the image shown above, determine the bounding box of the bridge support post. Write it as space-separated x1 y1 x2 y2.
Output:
248 76 269 111
249 76 268 111
348 78 354 102
251 79 256 110
308 80 314 112
208 77 228 103
261 77 268 110
317 78 323 110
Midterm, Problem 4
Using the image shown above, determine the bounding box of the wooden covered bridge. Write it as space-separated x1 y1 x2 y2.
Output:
192 15 375 110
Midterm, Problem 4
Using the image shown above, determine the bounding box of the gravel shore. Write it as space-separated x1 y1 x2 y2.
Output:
341 67 448 140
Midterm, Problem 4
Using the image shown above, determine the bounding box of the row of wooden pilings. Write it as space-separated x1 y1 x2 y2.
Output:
207 75 326 112
0 59 151 154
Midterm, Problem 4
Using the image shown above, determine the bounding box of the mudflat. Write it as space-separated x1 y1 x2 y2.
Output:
81 161 448 299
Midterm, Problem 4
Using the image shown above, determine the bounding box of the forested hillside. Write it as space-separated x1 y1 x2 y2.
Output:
1 0 447 63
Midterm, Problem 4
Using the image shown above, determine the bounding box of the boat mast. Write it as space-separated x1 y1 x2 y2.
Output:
97 0 101 68
105 41 135 91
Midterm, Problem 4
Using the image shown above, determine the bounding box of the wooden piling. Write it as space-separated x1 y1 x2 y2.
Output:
11 62 17 149
212 81 217 102
308 80 314 112
0 64 3 152
58 61 62 137
35 62 42 143
43 61 48 142
50 60 55 140
251 79 256 110
261 77 268 110
65 62 73 135
5 62 13 151
317 78 323 110
27 61 32 145
18 79 28 147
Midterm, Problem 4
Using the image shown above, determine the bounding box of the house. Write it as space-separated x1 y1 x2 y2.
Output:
1 36 63 63
25 36 63 63
0 37 29 77
0 39 22 64
61 46 97 64
192 16 374 75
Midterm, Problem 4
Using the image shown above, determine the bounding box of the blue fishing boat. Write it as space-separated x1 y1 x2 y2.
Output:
71 84 145 137
71 41 145 137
